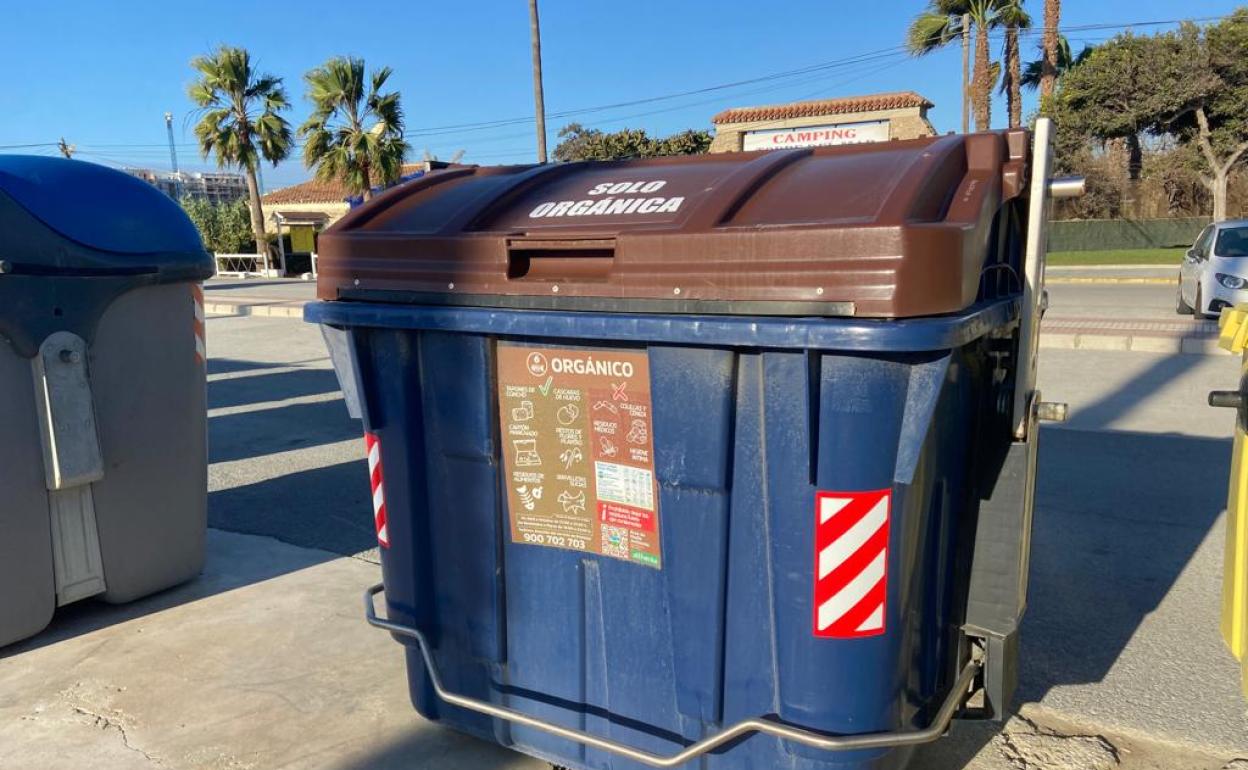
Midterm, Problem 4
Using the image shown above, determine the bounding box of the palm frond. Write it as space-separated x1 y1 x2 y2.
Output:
370 66 393 95
1020 34 1091 91
300 55 408 196
907 10 961 55
188 44 292 169
932 0 971 15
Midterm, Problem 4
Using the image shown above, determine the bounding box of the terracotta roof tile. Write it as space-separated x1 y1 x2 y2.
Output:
711 91 933 125
261 164 426 205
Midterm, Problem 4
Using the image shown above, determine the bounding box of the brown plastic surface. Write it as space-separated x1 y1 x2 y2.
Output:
316 130 1030 318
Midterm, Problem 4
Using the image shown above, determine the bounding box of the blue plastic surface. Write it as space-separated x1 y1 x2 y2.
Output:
312 300 1012 770
305 298 1018 352
0 155 203 256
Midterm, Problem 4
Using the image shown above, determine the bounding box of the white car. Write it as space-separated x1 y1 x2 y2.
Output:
1178 220 1248 318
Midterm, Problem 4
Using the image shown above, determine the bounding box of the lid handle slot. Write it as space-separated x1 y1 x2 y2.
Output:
507 239 615 283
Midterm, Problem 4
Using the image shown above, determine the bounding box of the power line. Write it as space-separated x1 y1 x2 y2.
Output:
4 12 1228 165
53 52 914 167
329 14 1240 141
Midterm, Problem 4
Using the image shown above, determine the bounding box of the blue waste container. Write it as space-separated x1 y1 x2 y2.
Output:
308 128 1057 769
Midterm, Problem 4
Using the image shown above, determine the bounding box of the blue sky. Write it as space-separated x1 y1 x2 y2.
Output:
0 1 1240 190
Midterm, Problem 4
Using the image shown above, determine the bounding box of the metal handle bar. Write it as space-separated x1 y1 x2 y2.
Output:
364 583 982 767
1210 390 1244 409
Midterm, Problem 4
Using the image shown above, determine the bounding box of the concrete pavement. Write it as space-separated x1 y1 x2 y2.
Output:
3 305 1247 769
0 530 538 770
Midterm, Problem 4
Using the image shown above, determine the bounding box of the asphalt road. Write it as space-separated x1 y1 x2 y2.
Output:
1046 281 1183 321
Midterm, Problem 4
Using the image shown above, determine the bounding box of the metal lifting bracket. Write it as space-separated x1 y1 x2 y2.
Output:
364 583 983 767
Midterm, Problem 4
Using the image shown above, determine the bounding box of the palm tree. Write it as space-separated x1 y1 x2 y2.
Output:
908 0 1004 131
997 1 1032 128
1021 35 1090 91
299 57 409 201
1040 0 1061 103
189 46 292 259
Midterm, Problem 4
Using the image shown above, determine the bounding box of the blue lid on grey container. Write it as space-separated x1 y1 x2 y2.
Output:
0 155 211 272
0 156 214 358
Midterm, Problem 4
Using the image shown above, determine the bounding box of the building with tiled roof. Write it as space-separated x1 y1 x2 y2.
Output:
260 162 428 225
259 163 432 273
708 91 936 154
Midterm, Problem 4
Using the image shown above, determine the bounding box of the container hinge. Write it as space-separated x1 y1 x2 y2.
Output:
32 331 107 605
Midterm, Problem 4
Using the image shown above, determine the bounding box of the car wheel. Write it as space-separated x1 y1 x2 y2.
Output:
1177 281 1194 314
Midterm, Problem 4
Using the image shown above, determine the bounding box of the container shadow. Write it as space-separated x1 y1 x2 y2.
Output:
1018 425 1230 702
208 366 341 410
208 398 359 463
0 528 336 659
207 356 282 376
325 726 545 770
208 458 377 557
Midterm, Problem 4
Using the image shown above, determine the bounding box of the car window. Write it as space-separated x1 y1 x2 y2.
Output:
1215 226 1248 258
1194 226 1215 258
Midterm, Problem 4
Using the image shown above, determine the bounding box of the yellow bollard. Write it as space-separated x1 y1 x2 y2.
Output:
1214 306 1248 696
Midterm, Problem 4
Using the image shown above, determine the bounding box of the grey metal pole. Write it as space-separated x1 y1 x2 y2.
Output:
528 0 548 163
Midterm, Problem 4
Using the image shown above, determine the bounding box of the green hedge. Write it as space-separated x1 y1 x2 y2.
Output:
1049 217 1209 252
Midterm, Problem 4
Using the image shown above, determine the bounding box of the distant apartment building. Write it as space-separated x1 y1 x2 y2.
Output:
125 168 248 204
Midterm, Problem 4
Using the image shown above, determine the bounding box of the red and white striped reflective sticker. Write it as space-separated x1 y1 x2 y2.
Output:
191 283 205 365
365 432 390 548
813 489 890 638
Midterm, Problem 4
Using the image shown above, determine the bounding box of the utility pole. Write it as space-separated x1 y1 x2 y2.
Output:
57 137 74 159
165 112 183 200
961 13 970 134
528 0 548 163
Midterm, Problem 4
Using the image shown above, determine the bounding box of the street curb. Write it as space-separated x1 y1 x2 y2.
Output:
1046 277 1173 285
204 301 305 319
1046 263 1175 271
1039 333 1222 355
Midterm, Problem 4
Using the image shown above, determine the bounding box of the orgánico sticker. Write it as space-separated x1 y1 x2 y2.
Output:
497 344 661 568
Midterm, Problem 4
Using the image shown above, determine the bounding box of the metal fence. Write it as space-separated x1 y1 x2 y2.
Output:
1049 217 1209 252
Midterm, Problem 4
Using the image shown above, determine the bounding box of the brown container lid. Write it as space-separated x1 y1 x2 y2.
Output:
316 130 1030 318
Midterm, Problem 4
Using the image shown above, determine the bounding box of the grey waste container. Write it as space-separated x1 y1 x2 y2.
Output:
0 156 214 648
